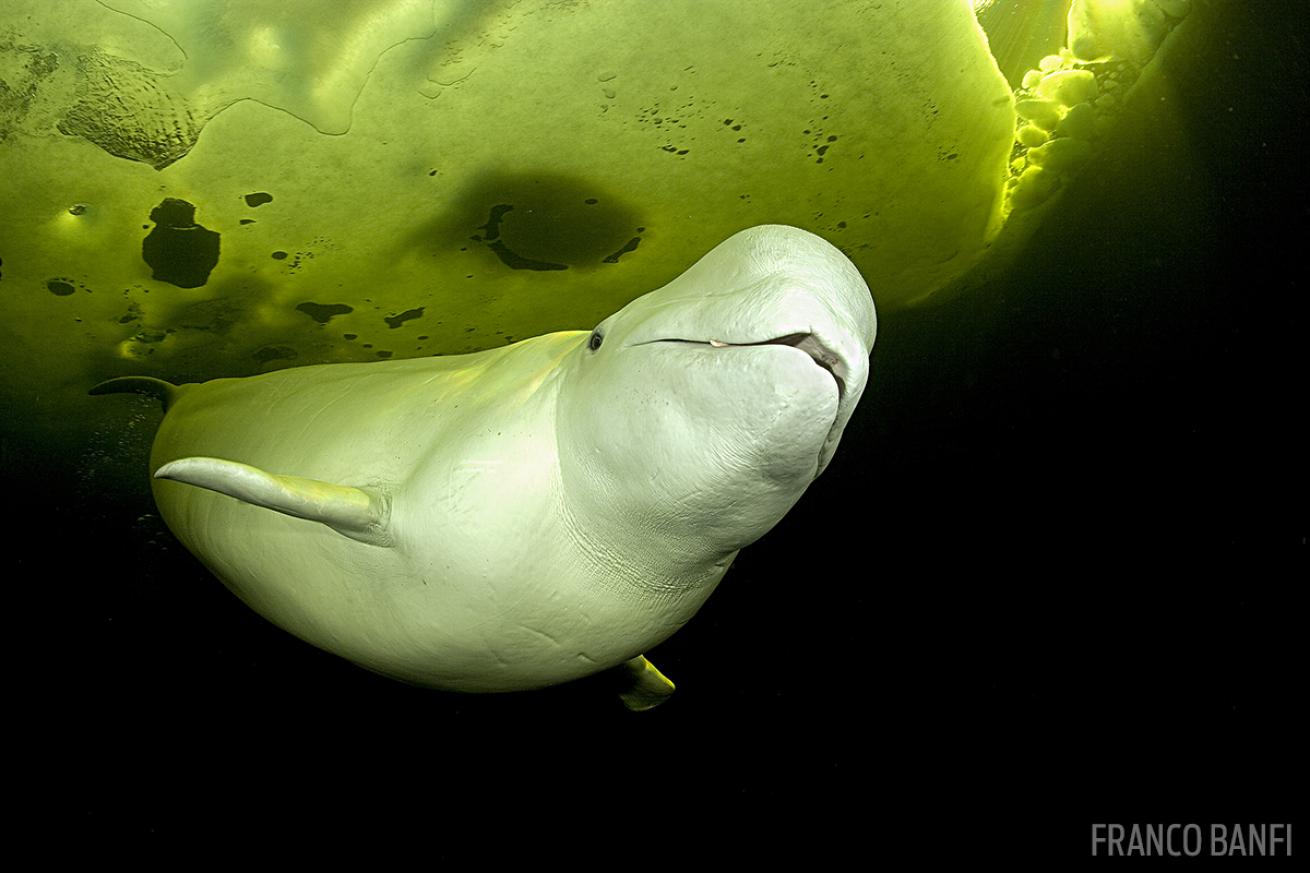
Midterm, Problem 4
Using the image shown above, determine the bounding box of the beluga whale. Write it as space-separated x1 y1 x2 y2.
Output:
93 225 877 710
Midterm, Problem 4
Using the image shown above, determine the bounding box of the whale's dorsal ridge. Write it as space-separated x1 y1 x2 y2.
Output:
154 456 392 547
89 376 187 412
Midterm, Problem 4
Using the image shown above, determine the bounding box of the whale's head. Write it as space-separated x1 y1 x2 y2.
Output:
557 224 876 564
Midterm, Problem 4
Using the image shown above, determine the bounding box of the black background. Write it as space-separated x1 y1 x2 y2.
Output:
17 2 1303 864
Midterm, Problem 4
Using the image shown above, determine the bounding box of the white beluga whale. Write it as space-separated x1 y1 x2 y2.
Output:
92 225 877 709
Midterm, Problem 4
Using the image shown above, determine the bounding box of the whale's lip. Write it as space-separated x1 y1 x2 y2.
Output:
636 332 847 399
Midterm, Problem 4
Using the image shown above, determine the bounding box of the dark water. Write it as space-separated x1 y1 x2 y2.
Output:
15 3 1304 862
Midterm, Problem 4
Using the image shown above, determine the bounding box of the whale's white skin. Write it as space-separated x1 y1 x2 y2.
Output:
130 225 876 698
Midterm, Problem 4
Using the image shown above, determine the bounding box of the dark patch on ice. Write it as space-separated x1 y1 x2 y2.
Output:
473 205 568 271
602 236 642 264
296 302 354 324
141 198 220 288
253 345 297 364
421 173 641 273
486 239 568 271
384 307 425 329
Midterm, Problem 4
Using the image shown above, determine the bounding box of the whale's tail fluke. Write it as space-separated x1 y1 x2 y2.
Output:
89 376 184 412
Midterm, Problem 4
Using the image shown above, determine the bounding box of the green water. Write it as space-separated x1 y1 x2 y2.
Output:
2 1 1302 855
1 0 1194 470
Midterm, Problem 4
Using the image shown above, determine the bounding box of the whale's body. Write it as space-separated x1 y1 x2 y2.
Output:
99 225 877 706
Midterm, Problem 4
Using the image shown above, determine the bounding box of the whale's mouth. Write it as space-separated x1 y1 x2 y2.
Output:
643 332 846 399
727 332 846 400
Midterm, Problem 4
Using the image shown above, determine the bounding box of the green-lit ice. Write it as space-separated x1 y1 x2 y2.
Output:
0 0 1198 452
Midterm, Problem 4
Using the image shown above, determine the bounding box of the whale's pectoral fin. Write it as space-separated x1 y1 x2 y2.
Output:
617 655 675 711
154 456 392 547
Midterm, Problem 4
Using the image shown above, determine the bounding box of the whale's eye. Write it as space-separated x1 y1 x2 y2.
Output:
588 331 604 351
